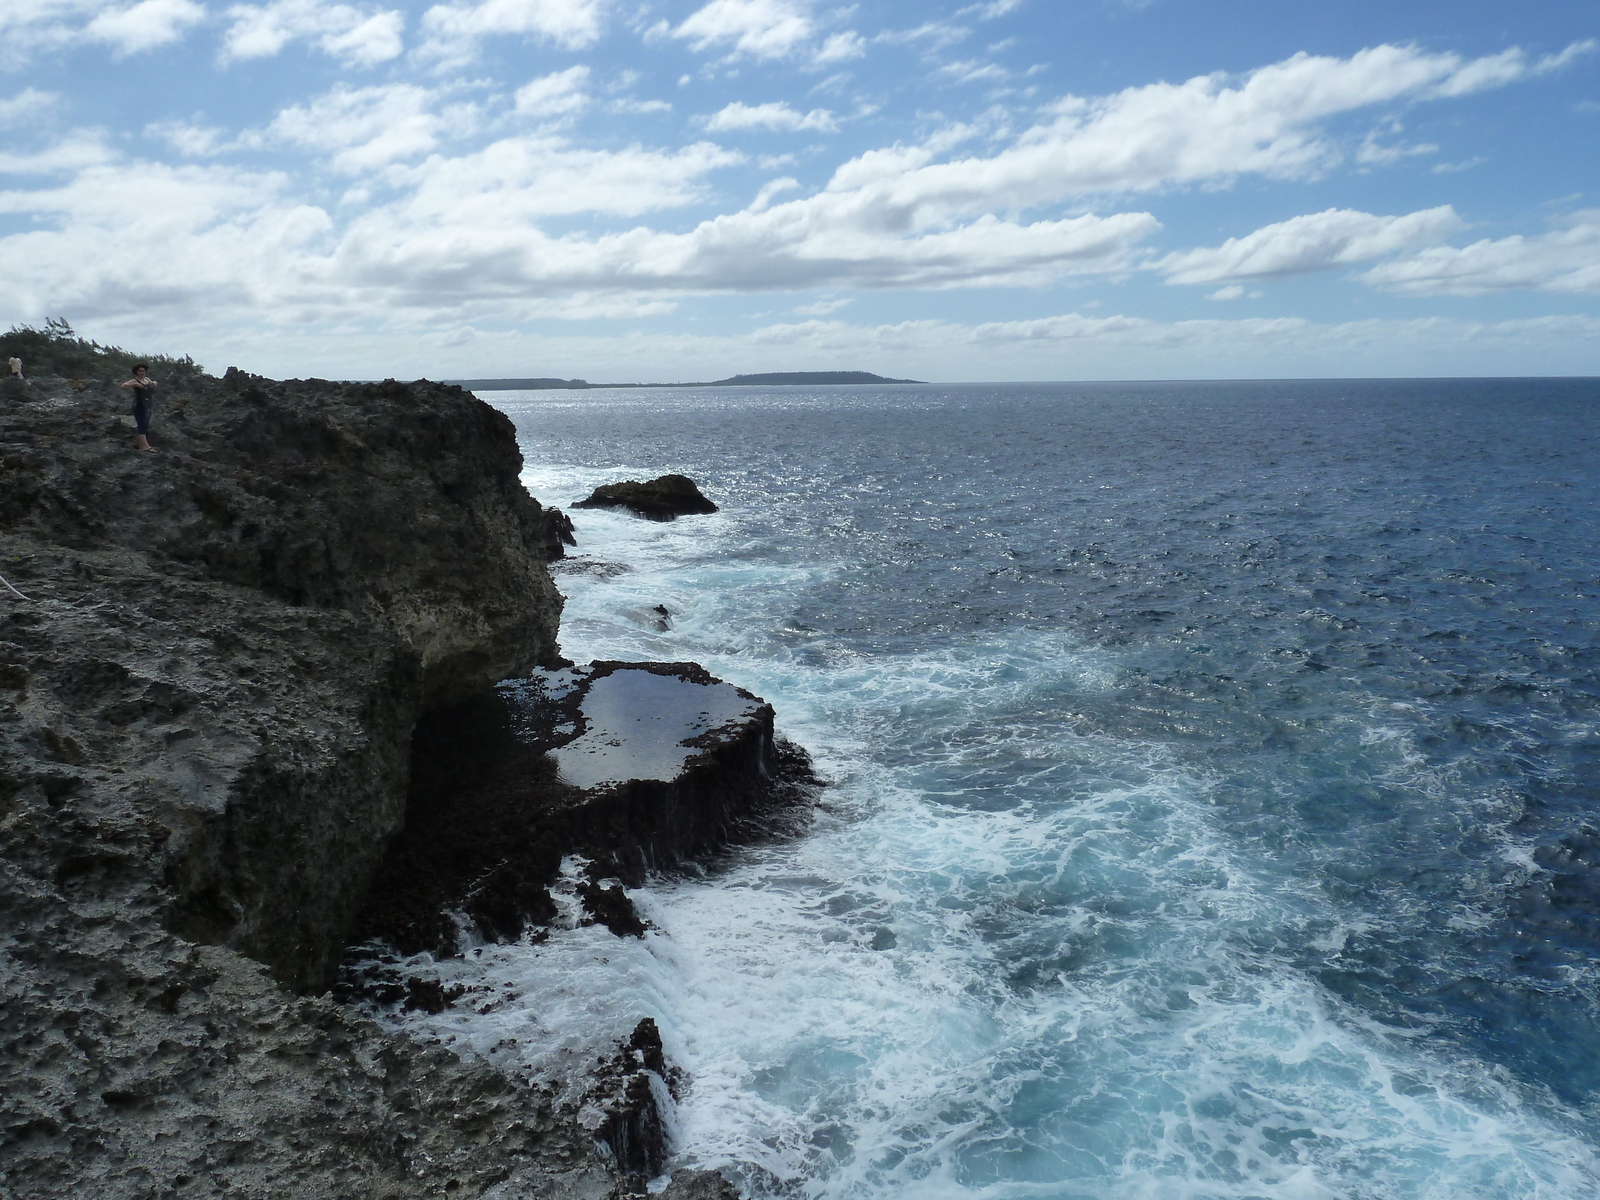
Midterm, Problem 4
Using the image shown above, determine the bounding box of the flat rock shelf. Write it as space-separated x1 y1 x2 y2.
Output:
349 660 817 961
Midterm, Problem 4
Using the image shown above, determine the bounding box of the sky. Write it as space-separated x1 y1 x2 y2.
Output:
1 0 1597 381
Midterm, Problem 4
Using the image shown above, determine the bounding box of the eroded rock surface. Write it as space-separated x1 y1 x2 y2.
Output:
352 660 817 959
571 475 718 521
0 372 595 1197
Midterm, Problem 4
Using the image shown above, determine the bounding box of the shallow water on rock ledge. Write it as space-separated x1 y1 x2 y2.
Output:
388 380 1600 1199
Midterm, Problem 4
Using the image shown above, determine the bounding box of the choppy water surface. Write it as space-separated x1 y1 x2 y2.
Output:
398 380 1600 1198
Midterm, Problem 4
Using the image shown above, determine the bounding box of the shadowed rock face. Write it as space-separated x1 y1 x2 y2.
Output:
571 474 718 521
0 372 597 1198
352 660 817 959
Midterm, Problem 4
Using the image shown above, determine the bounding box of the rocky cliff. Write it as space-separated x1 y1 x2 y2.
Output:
0 370 604 1197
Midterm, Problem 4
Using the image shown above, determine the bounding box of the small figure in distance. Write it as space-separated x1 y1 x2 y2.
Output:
6 355 20 380
120 363 158 452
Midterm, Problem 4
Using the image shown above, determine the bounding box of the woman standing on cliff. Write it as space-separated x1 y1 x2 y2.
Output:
119 364 157 452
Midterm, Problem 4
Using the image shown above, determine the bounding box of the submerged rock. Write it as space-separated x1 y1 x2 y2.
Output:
572 474 718 521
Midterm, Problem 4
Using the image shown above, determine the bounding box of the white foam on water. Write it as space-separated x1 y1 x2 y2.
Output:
373 445 1600 1198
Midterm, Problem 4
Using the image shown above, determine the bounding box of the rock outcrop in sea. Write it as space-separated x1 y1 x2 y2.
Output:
0 367 803 1198
572 474 719 521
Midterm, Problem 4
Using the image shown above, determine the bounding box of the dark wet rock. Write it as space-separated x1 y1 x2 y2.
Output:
572 474 718 521
623 603 672 631
551 558 633 580
354 660 818 958
543 506 578 559
585 1019 681 1183
579 879 649 938
658 1169 742 1200
0 372 598 1197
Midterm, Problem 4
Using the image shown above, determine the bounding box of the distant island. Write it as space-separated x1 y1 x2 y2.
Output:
444 370 924 390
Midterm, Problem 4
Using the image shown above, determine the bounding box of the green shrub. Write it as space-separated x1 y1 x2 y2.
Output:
0 318 206 384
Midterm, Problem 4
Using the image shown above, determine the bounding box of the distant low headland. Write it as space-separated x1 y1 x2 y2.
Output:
444 370 925 390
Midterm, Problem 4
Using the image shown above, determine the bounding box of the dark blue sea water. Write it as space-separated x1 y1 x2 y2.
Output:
392 380 1600 1199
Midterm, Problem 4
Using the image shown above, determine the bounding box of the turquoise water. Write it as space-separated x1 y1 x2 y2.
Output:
393 380 1600 1199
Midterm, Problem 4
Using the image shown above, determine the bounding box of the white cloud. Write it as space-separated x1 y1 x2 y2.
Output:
1 0 204 64
940 59 1008 84
810 42 1590 229
0 133 119 176
85 0 206 54
376 136 740 223
1429 40 1596 97
675 0 811 59
3 38 1595 360
263 85 457 173
515 65 590 117
877 20 969 51
750 176 800 210
0 89 58 127
419 0 607 63
610 97 672 114
1206 284 1245 300
223 1 405 66
960 0 1023 19
331 198 1158 300
1360 213 1600 296
146 119 229 156
794 297 850 314
701 101 837 133
1355 127 1437 166
815 30 865 63
0 159 331 319
1157 206 1464 286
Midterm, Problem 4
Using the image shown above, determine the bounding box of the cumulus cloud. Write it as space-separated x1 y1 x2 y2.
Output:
674 0 811 59
1157 206 1464 286
815 31 865 63
817 41 1596 219
672 0 859 65
419 0 607 63
222 0 405 66
85 0 206 54
2 38 1595 349
1 0 204 64
0 160 330 319
1360 213 1600 296
701 101 837 132
515 65 590 117
261 85 458 173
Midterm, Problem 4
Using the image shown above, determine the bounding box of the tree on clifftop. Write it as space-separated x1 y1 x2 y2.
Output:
0 318 203 383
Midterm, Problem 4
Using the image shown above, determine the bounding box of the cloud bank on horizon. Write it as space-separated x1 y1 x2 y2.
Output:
0 0 1597 379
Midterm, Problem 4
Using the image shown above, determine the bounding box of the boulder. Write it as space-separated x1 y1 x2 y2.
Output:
572 474 718 521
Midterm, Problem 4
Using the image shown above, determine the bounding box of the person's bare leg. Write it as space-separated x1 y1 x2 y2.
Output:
136 433 156 452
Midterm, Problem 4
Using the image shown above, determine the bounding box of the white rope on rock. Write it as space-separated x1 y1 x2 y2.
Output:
0 572 31 600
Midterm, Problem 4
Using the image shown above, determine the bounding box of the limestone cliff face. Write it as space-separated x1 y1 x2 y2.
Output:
0 372 588 1197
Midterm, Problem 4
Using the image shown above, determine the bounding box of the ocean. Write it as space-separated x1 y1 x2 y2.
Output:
381 379 1600 1199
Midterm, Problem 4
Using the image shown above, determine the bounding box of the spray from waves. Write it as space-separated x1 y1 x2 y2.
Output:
364 454 1600 1198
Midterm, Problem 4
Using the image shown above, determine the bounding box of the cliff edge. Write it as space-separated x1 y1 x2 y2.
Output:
0 370 604 1198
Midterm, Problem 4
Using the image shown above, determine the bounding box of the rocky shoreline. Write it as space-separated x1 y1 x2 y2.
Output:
0 368 809 1198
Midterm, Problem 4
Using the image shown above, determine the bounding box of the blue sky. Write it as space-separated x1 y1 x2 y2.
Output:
1 0 1597 380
